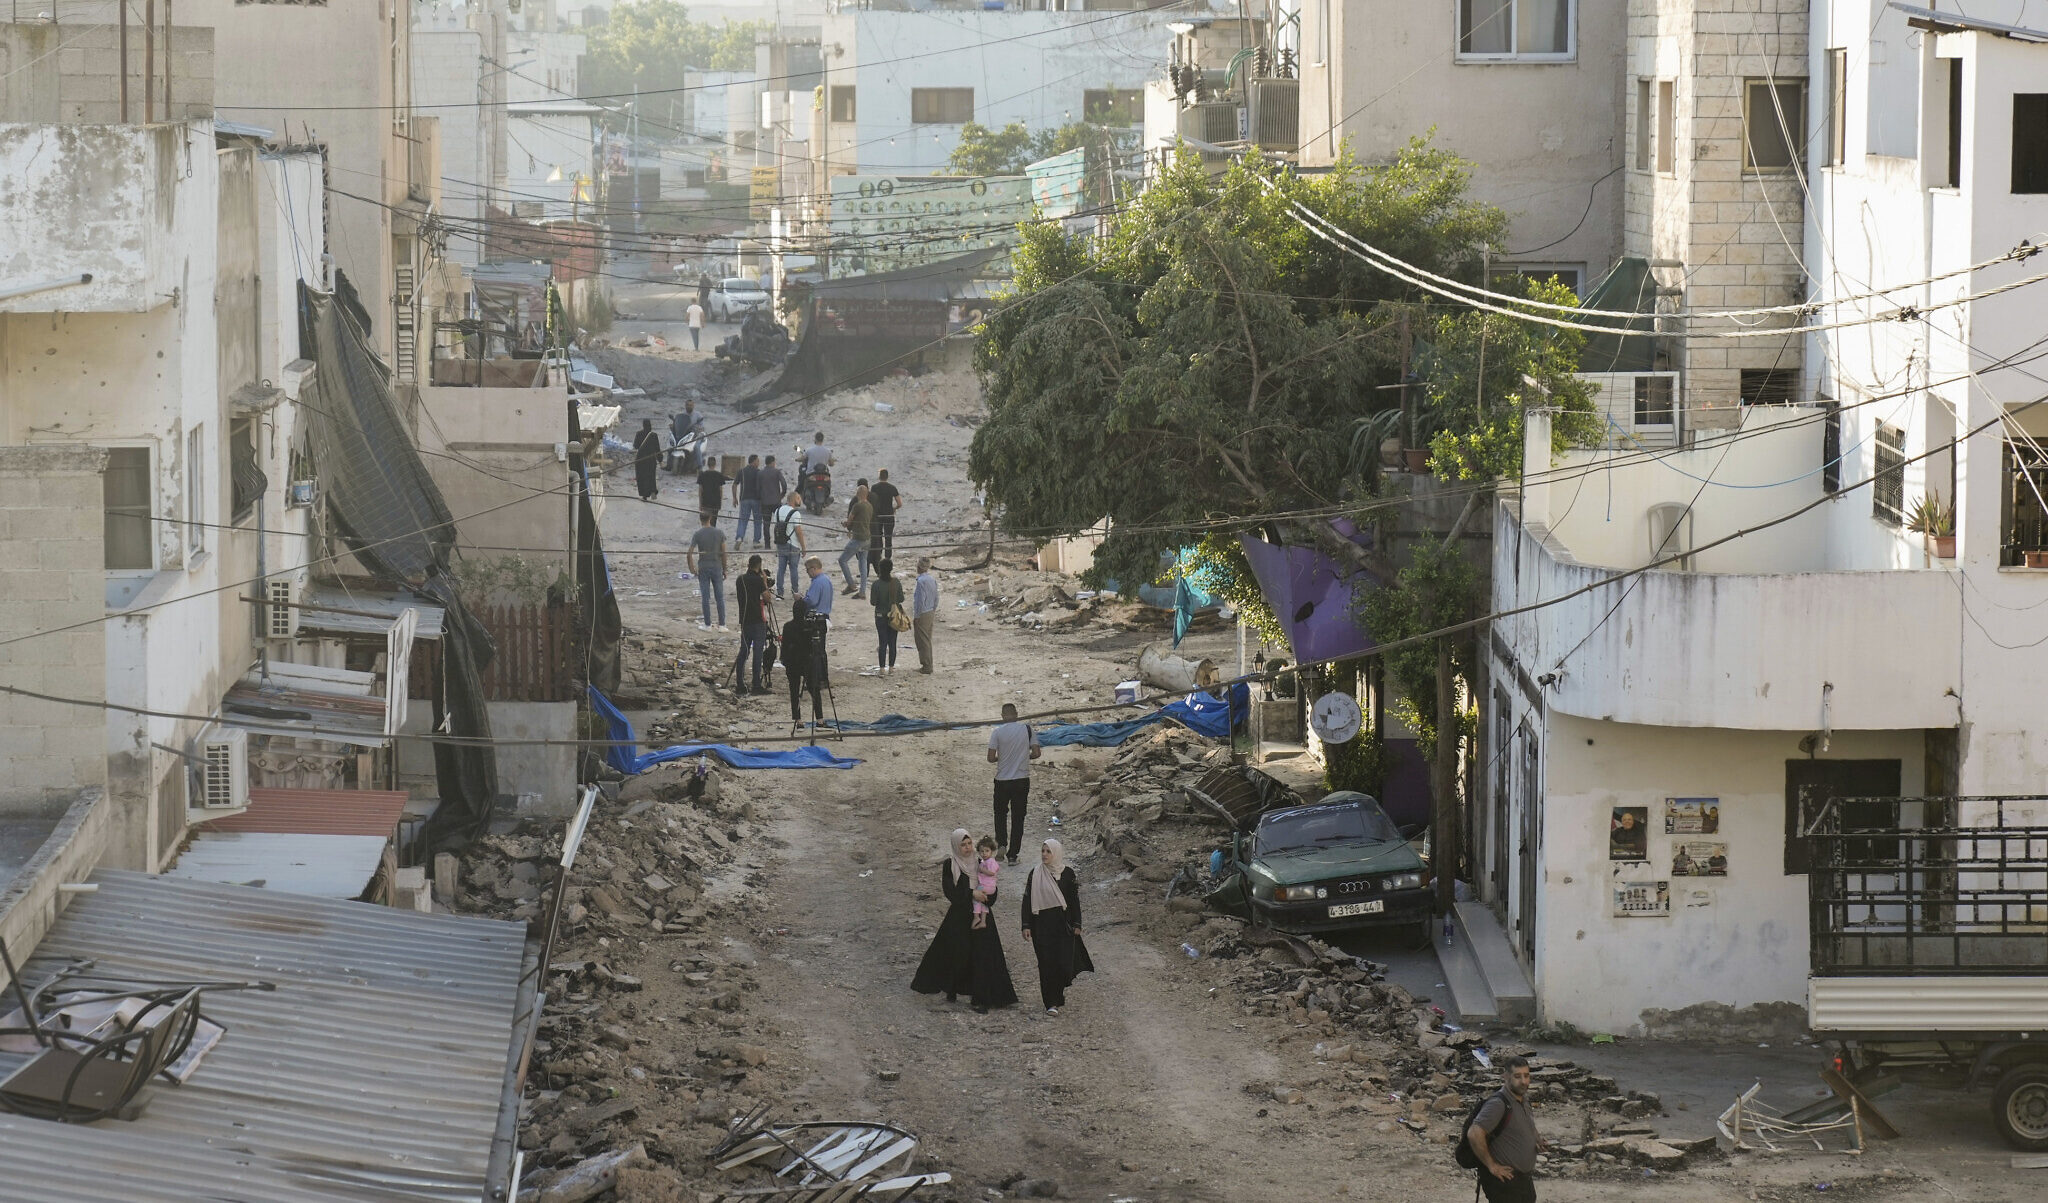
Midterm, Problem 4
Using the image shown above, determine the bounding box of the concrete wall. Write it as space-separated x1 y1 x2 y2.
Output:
1299 0 1626 286
0 122 198 315
413 26 490 268
417 382 574 576
0 788 109 995
823 11 1178 175
1625 0 1807 427
487 700 576 814
0 446 109 808
0 21 213 125
1534 715 1924 1033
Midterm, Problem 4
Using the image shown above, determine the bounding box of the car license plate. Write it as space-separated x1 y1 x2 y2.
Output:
1327 900 1383 918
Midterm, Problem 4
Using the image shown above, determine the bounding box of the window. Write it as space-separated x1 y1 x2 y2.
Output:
1933 58 1963 188
1315 0 1330 66
1646 503 1693 569
1634 376 1675 427
2014 95 2048 193
1635 79 1651 170
1824 49 1846 167
1083 88 1143 126
1872 422 1907 527
103 447 152 570
230 418 266 524
910 87 973 125
1458 0 1572 60
185 425 205 558
829 86 856 124
1743 79 1805 172
1656 80 1675 174
1740 368 1798 405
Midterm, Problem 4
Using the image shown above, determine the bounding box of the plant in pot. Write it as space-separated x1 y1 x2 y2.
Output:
1910 494 1956 558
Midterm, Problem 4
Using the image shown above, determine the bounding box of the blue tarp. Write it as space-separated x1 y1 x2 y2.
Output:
587 687 863 773
1039 684 1247 746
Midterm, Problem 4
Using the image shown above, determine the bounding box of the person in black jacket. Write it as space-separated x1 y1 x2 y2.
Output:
910 828 1018 1012
1020 837 1094 1014
781 598 825 726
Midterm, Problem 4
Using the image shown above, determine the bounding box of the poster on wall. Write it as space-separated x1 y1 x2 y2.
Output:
1681 887 1714 910
1612 875 1672 917
1610 806 1650 860
1665 797 1721 834
1672 841 1729 877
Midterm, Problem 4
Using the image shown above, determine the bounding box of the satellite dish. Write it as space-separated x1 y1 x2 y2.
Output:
1310 691 1362 745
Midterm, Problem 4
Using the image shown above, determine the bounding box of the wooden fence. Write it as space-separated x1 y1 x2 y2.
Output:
409 601 576 703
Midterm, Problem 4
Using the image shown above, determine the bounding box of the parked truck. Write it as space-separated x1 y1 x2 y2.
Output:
1802 794 2048 1150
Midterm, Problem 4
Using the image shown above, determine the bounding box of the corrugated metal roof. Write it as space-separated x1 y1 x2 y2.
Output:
298 584 446 641
0 871 533 1202
223 678 391 747
167 833 392 897
201 787 409 836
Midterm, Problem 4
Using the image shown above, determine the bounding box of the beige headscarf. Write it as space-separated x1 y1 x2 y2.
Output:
1028 838 1067 914
947 828 977 886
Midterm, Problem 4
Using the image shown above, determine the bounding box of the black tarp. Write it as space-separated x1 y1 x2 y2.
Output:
300 275 500 852
1579 256 1663 374
750 248 1001 400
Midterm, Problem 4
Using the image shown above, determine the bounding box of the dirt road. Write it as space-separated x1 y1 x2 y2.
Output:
528 274 2035 1203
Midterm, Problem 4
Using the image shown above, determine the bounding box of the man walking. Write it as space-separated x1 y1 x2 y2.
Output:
733 454 764 547
686 297 706 350
911 557 939 674
758 456 788 545
697 457 728 525
1467 1056 1543 1203
868 468 905 561
771 489 807 598
987 703 1040 864
839 482 873 598
686 513 730 631
732 554 773 694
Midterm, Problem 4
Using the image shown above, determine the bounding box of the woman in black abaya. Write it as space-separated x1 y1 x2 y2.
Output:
1020 838 1093 1014
910 828 1017 1011
630 418 662 501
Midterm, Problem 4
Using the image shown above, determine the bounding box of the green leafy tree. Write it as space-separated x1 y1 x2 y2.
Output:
947 121 1106 178
581 1 761 107
1422 277 1602 480
969 140 1513 594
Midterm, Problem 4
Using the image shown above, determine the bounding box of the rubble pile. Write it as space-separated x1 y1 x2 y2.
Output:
1057 725 1231 870
457 762 794 1198
967 568 1097 630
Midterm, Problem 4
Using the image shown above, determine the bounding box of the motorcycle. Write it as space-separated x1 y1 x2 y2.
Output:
800 460 832 515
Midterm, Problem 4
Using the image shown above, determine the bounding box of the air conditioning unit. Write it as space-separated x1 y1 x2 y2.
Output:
265 578 297 640
1249 78 1299 151
1178 101 1241 146
199 728 249 810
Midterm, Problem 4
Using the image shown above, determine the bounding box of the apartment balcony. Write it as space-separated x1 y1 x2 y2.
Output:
0 122 205 314
1494 408 1963 733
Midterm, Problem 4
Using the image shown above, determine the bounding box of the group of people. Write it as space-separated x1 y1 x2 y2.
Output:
911 706 1091 1015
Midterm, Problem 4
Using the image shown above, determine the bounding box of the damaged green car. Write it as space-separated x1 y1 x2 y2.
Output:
1203 789 1432 944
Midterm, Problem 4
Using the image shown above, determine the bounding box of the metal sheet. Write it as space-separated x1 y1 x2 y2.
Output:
1808 975 2048 1032
167 832 390 897
201 787 409 836
299 584 447 640
0 870 532 1202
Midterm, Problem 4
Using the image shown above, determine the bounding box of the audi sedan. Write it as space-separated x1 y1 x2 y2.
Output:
1206 792 1432 942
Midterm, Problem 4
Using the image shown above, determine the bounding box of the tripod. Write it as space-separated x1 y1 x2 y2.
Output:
789 610 841 746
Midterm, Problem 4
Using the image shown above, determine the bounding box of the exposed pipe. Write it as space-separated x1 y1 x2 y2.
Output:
0 273 93 302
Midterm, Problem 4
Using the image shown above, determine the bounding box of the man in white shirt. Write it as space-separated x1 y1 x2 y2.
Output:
801 432 833 474
986 703 1041 864
686 299 706 350
771 489 807 599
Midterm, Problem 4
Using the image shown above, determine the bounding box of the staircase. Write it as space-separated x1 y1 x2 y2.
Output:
1434 901 1536 1024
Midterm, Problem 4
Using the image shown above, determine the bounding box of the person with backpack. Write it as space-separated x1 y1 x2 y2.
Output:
986 703 1040 864
867 557 906 675
1460 1056 1543 1202
771 489 807 599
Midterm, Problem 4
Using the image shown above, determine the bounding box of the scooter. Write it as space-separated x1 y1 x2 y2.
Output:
800 461 832 515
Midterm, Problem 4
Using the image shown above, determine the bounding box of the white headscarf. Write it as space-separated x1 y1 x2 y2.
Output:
947 828 977 886
1029 838 1067 914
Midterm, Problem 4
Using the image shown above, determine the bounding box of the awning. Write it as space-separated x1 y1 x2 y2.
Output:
1579 255 1662 374
299 582 446 640
225 609 419 744
170 787 409 897
0 871 534 1202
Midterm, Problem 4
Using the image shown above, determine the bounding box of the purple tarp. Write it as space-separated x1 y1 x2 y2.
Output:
1237 532 1377 664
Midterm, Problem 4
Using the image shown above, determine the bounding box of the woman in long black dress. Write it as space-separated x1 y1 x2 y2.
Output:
1020 838 1093 1014
630 419 662 501
911 829 1017 1011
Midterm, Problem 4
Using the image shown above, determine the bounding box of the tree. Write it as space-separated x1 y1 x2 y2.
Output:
580 1 761 109
946 121 1103 177
970 140 1560 594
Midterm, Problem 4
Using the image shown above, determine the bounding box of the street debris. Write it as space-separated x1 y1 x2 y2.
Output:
707 1105 949 1200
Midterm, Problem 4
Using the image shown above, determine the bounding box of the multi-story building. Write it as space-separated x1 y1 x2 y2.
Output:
1479 0 2048 1033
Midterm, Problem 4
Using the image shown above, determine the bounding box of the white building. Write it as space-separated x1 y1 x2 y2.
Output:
1481 0 2048 1034
814 8 1188 178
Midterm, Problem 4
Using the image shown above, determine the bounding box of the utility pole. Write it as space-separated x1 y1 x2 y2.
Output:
1432 632 1459 918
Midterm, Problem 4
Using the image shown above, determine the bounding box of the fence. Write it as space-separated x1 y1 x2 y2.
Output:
409 601 575 703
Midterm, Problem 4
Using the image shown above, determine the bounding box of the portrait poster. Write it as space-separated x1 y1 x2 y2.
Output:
1612 875 1672 917
1665 797 1721 835
1610 806 1650 860
1671 841 1729 877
